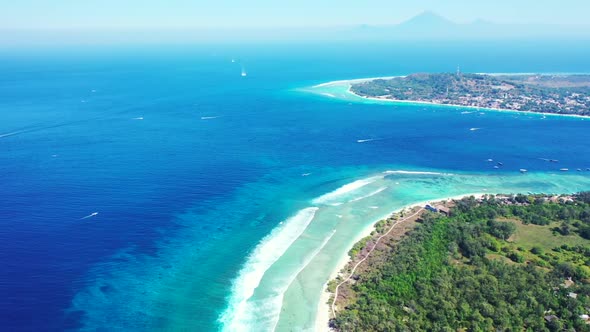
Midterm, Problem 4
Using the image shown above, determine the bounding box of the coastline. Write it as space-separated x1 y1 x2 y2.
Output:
315 192 487 332
312 76 404 88
347 87 590 120
309 75 590 119
220 168 590 331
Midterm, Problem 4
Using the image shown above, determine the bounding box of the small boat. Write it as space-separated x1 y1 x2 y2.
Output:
497 162 503 166
560 168 569 172
550 159 559 163
586 168 590 171
577 168 583 172
493 166 499 169
487 159 493 162
520 169 528 173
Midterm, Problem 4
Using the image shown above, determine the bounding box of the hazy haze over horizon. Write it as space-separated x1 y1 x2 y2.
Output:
1 1 590 45
3 0 590 29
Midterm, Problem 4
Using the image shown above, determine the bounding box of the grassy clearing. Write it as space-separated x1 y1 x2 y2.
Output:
505 218 589 250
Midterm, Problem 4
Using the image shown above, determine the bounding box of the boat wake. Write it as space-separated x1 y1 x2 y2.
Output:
356 138 382 143
0 131 26 139
80 212 99 220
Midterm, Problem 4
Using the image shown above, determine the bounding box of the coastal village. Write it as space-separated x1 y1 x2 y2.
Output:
351 73 590 116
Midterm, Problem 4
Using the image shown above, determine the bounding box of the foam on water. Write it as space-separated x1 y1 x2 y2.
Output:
383 170 453 176
269 230 336 331
219 174 396 331
348 187 388 203
219 207 318 331
224 230 337 332
312 176 382 205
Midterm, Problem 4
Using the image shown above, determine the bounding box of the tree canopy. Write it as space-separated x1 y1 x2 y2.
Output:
332 194 590 332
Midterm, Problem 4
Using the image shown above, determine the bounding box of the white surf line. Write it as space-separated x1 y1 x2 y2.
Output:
348 187 388 203
220 207 319 331
383 170 454 176
271 230 337 332
330 207 424 318
312 176 382 205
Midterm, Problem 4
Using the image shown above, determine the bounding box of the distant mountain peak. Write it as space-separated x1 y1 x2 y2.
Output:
415 10 446 19
400 11 456 27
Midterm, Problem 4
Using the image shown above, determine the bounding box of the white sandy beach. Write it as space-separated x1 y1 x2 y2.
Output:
312 76 404 88
346 87 589 120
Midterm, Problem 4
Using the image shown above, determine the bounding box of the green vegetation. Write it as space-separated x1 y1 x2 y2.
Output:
332 194 590 331
351 73 590 116
348 236 371 258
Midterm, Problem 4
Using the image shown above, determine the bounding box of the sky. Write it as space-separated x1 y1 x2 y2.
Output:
2 0 590 30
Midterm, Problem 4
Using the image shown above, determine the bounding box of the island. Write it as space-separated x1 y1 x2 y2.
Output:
350 73 590 116
328 193 590 331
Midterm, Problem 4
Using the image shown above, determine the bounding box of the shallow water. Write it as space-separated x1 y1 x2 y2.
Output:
226 171 590 331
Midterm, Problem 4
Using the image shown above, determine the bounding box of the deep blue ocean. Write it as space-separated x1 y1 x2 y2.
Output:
1 40 590 331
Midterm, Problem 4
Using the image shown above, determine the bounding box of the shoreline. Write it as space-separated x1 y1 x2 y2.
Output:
315 192 487 331
310 74 590 119
312 76 404 88
347 87 590 120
